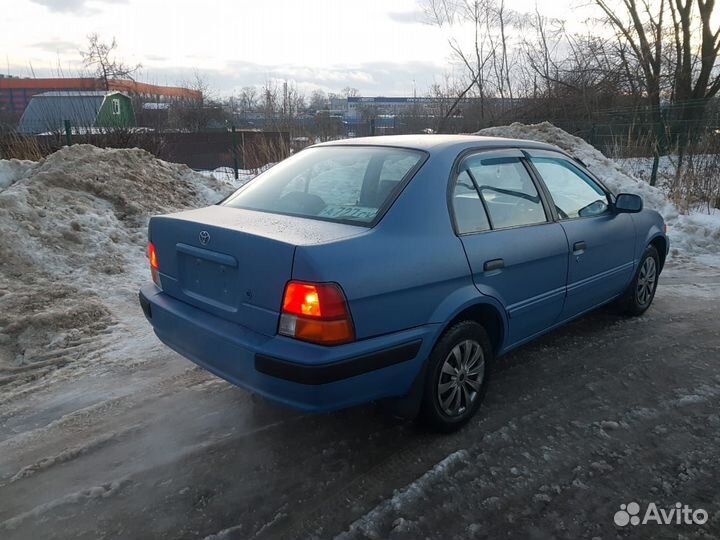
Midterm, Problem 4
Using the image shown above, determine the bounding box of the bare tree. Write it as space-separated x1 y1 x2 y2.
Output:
594 0 668 185
596 0 720 184
261 80 281 129
522 9 568 97
423 0 526 125
309 90 328 112
341 87 361 98
425 74 467 132
424 0 492 128
80 34 141 90
667 0 720 168
171 72 225 132
238 86 258 112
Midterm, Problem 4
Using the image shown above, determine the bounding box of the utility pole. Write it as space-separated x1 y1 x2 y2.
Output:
231 124 239 180
283 80 288 126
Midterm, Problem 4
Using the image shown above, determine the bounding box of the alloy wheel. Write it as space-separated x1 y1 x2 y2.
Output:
636 256 657 306
437 339 485 417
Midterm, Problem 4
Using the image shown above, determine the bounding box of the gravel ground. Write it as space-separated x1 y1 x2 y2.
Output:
1 260 719 540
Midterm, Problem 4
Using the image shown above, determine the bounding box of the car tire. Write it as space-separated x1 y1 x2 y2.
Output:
617 244 660 316
419 320 493 433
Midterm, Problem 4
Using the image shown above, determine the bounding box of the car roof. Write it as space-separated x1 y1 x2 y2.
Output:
312 134 564 153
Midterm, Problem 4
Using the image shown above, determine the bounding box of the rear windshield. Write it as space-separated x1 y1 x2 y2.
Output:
221 146 425 225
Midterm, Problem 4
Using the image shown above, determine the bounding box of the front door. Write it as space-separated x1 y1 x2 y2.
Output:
527 153 636 319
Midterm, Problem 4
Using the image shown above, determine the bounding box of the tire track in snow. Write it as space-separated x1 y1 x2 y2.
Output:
3 423 145 486
0 477 131 532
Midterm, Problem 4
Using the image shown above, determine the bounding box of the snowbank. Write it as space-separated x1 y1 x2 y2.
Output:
475 122 720 257
0 145 246 390
198 165 269 183
0 159 36 190
337 450 469 539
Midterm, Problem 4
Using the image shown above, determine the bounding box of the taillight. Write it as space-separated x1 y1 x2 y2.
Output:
278 281 354 345
148 242 161 287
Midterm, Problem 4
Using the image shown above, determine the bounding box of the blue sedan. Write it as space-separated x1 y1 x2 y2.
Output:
139 135 668 431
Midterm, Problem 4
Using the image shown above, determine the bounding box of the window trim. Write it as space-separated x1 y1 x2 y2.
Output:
452 168 493 234
521 148 615 198
111 98 121 115
447 148 553 237
524 152 613 222
221 144 429 228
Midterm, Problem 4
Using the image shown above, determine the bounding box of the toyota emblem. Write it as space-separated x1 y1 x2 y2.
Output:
199 230 211 246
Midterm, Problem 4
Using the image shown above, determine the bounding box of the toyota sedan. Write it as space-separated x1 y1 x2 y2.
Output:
139 135 668 431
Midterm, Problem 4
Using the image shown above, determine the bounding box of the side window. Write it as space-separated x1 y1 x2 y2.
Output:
464 156 547 229
451 170 490 234
531 158 609 219
111 98 121 115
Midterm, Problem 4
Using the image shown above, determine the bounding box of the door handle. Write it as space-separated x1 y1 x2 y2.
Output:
484 258 505 272
573 241 587 255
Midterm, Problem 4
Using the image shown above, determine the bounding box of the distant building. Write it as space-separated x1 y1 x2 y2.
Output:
346 96 438 122
18 91 136 134
0 77 202 117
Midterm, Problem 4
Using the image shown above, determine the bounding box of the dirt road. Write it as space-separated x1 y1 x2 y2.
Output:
1 260 719 540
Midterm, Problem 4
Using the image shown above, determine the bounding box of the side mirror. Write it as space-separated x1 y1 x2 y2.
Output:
614 193 643 213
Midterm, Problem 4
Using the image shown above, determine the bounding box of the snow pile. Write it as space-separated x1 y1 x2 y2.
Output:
476 122 720 257
0 159 36 190
198 165 267 184
0 145 242 389
337 450 469 540
617 155 678 186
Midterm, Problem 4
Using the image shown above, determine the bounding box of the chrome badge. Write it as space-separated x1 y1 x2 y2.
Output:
199 230 211 246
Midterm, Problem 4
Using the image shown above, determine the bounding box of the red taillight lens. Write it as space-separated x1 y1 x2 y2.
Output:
279 281 354 345
148 242 159 269
282 282 347 318
148 242 160 287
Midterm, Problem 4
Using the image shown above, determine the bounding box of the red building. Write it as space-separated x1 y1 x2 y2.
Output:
0 76 202 117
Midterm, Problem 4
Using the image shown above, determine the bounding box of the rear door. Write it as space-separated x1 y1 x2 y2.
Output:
453 149 569 348
526 151 635 319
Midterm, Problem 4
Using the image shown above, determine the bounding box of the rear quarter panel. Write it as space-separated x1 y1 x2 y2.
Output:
291 151 492 340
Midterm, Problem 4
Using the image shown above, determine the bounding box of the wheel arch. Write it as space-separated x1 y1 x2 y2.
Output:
437 299 507 355
648 234 667 271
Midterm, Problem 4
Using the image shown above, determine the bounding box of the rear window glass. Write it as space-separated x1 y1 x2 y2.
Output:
222 146 425 225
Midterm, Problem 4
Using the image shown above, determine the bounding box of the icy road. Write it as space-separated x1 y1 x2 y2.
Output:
1 260 719 540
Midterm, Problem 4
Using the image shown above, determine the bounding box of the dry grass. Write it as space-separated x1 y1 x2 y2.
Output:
609 130 720 213
0 133 46 161
605 130 657 159
668 142 720 213
240 135 290 172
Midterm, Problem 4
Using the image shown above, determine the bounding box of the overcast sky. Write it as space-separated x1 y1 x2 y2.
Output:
3 0 584 97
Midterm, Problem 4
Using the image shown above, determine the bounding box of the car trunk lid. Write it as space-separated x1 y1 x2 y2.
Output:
149 206 365 336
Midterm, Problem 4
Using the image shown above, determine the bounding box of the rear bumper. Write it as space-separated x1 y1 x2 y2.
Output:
139 284 437 412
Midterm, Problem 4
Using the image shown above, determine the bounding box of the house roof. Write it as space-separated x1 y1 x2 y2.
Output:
17 91 126 134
